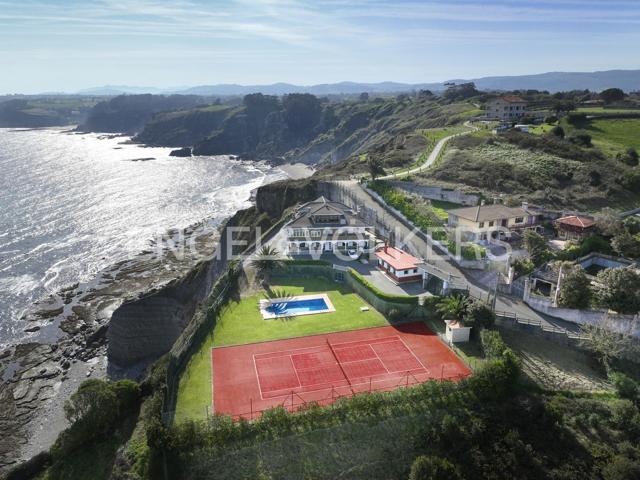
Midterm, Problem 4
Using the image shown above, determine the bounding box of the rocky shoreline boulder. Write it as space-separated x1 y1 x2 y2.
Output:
169 147 192 157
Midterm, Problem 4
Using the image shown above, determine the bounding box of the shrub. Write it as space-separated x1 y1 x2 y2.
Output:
557 266 592 309
601 455 640 480
593 268 640 314
550 125 565 139
512 258 534 278
447 241 486 260
524 230 551 266
52 379 141 460
409 456 461 480
465 300 495 329
368 181 444 231
569 133 592 147
480 330 508 359
544 115 558 124
567 112 587 125
619 171 640 192
610 372 639 401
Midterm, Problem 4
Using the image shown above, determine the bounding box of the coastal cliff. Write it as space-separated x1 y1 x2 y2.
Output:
0 177 319 472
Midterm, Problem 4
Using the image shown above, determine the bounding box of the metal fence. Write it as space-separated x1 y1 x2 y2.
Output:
494 309 587 341
202 370 467 422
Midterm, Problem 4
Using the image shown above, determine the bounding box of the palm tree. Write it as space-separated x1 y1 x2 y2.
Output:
250 245 284 285
436 295 469 322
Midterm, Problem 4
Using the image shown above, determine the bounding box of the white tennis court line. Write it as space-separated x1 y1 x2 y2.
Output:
260 369 433 402
254 335 431 399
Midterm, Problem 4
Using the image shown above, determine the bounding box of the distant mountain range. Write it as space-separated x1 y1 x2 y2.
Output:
69 69 640 96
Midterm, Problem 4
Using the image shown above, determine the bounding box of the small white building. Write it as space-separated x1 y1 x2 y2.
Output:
284 197 375 255
486 96 528 121
445 320 472 343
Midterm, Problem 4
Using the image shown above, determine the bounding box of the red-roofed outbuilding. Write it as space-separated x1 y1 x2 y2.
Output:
375 246 422 283
555 215 595 241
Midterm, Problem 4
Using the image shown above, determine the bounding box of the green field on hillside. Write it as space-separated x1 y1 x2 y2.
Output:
531 117 640 157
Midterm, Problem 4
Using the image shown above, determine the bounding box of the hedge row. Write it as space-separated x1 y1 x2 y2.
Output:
349 268 420 305
281 259 332 266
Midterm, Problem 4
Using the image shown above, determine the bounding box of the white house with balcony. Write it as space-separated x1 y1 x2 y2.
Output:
284 197 375 255
486 95 528 121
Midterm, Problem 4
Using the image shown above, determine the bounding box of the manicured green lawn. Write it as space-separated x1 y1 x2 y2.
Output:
174 276 388 422
429 199 462 220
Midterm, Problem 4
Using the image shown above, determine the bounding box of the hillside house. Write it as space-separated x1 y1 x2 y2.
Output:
555 215 595 242
284 197 374 255
486 96 528 121
447 203 543 241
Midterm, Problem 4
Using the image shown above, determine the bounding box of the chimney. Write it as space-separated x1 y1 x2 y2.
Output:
384 241 388 253
522 201 529 212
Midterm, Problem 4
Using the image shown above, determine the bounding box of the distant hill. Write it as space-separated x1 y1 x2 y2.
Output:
72 69 640 96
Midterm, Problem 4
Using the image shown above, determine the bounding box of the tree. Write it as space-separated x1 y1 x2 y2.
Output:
512 257 535 278
600 87 625 104
524 230 551 266
465 299 495 329
611 231 640 258
557 265 592 309
250 245 284 283
596 208 624 237
550 125 565 139
552 100 575 115
367 156 386 180
436 295 469 321
359 92 369 102
593 268 640 314
580 316 633 370
409 455 462 480
64 379 118 427
623 215 640 235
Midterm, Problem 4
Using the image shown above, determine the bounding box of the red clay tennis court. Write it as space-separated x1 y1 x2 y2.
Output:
212 322 471 419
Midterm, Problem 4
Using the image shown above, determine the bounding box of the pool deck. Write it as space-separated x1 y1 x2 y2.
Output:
259 293 336 320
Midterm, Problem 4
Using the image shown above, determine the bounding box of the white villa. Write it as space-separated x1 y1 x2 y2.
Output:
486 95 528 121
284 197 375 255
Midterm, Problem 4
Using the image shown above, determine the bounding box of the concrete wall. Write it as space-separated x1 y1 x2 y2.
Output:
524 296 640 338
389 181 479 206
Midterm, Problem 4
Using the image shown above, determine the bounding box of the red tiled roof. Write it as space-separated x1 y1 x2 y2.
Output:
500 95 527 103
375 247 420 270
556 215 595 229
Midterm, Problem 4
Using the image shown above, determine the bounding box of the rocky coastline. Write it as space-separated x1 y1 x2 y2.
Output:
0 220 224 471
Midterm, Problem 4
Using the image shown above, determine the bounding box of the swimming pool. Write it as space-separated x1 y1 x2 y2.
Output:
259 294 335 319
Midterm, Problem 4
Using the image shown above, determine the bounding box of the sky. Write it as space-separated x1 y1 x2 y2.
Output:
1 0 639 94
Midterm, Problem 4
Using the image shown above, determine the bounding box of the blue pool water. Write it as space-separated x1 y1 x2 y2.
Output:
266 298 329 316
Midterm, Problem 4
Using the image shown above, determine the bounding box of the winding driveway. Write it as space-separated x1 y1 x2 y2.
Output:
378 120 478 180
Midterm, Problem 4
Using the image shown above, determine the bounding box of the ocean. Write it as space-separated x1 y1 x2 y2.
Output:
0 127 287 346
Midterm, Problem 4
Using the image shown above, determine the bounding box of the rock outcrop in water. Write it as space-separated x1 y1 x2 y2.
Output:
169 147 192 157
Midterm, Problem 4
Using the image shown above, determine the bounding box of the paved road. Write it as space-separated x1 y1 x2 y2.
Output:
333 180 581 333
378 121 477 180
